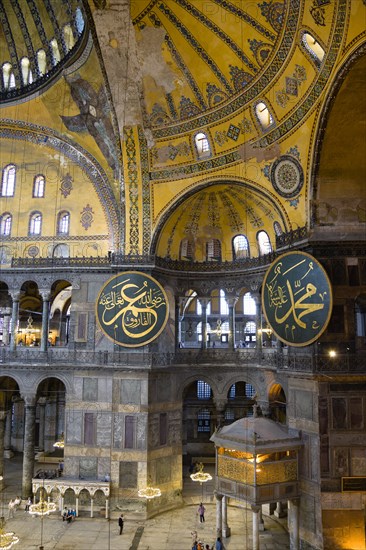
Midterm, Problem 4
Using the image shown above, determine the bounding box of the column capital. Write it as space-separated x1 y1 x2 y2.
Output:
21 394 37 407
39 290 51 301
214 491 223 501
0 410 7 421
251 505 261 513
9 290 23 301
214 398 227 412
198 297 211 307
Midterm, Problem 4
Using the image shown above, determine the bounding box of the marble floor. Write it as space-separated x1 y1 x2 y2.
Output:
0 455 290 550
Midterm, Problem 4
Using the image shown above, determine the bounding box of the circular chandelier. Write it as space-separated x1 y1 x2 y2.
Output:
0 531 19 550
0 518 19 550
137 486 161 500
190 462 212 484
28 492 57 516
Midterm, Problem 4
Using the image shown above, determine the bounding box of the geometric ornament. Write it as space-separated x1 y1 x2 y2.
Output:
270 155 304 198
80 204 94 230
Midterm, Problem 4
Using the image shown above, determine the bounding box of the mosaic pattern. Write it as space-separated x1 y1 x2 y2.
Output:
218 192 243 233
207 192 220 228
270 155 304 198
27 245 39 257
138 126 152 255
276 65 307 108
248 38 273 66
227 124 240 141
80 204 94 230
125 127 139 254
259 1 286 32
60 173 73 198
310 0 331 26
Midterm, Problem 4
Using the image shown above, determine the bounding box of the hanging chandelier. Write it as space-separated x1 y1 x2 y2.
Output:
190 462 212 484
53 432 64 448
0 518 19 550
137 486 161 499
28 491 57 516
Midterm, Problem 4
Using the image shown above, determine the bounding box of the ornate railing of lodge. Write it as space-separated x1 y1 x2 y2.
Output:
0 346 364 373
10 227 308 271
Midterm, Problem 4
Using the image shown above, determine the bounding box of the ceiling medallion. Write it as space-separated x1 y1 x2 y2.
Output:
270 155 304 198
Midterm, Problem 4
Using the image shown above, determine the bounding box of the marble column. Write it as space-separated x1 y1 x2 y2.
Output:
0 410 6 488
4 408 14 458
199 298 210 350
226 296 238 351
40 290 51 352
9 291 21 352
175 296 181 351
22 394 37 499
2 307 11 345
215 492 223 538
251 505 260 550
274 500 287 518
253 293 262 354
214 398 226 429
222 495 231 537
288 499 300 550
38 398 47 452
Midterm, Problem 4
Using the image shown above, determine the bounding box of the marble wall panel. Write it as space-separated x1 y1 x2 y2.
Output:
83 378 98 401
80 457 97 479
294 390 314 421
97 412 112 447
98 378 112 403
66 410 82 444
121 379 141 405
113 413 123 448
119 461 137 488
136 414 147 450
156 456 171 484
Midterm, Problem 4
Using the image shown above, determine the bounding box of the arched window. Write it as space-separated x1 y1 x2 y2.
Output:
50 39 61 66
206 238 221 261
2 62 15 90
197 381 211 399
0 213 12 236
245 383 256 398
180 238 193 260
273 221 283 236
29 212 42 235
233 234 249 259
243 292 256 315
75 7 85 34
20 57 32 85
1 164 16 196
63 25 75 52
220 289 229 315
194 132 211 159
196 299 211 315
302 32 325 65
224 408 235 423
57 211 70 235
255 101 274 130
37 49 47 76
33 175 45 198
257 230 272 255
244 321 257 345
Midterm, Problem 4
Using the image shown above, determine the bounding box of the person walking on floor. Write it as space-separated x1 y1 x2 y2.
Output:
118 513 124 534
215 537 223 550
197 502 205 523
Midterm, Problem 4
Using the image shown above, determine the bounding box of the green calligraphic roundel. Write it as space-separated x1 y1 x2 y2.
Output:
96 271 169 347
262 251 333 347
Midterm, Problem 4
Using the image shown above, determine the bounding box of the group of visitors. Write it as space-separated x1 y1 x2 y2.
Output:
8 496 22 517
191 538 224 550
62 507 76 523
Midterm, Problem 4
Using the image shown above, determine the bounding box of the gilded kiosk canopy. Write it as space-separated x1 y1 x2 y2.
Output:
262 251 333 347
96 271 169 347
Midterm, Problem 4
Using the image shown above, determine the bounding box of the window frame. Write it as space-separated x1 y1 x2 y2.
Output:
1 164 16 197
29 211 42 236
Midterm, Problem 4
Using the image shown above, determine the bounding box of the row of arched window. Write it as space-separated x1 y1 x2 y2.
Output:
0 211 70 237
196 291 256 316
180 230 275 261
1 8 84 91
1 165 46 198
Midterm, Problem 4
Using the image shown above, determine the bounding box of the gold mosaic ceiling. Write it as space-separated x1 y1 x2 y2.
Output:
131 0 284 125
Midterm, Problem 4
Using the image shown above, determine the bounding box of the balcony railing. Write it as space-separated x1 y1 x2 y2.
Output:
0 346 364 373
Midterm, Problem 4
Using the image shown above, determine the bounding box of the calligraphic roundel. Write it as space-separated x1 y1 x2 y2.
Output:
262 251 333 347
96 271 169 347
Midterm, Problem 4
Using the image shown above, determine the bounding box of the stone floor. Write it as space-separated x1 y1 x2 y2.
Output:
1 455 290 550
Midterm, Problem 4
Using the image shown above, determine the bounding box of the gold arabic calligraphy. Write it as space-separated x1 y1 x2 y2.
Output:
266 259 326 341
99 278 166 339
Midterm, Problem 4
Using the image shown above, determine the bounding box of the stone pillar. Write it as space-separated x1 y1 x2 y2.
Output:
22 394 37 499
215 492 223 538
2 307 11 345
40 291 51 352
76 494 79 517
251 505 260 550
9 291 21 351
199 298 209 350
105 498 109 519
175 296 181 351
222 495 231 538
4 408 14 458
259 505 265 531
214 398 226 429
274 501 287 518
38 398 47 452
288 499 300 550
0 411 6 488
226 296 238 351
90 496 94 518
